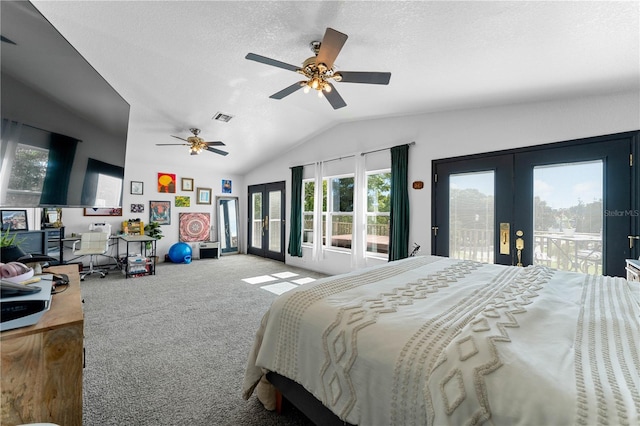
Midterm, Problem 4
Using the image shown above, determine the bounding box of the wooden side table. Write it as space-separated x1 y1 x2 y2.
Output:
1 265 84 426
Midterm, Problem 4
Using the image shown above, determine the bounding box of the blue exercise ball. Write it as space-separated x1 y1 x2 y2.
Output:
168 242 192 263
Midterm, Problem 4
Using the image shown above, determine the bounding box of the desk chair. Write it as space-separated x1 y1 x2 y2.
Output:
72 223 112 281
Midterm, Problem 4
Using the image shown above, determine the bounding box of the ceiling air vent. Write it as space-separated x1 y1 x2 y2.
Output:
212 112 233 123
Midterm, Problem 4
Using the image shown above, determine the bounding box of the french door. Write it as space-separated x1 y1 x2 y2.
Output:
432 131 639 277
248 181 286 261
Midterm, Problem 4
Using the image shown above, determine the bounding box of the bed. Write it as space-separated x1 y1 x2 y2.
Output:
242 255 640 425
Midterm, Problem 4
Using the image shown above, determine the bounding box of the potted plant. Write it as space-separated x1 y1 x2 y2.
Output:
1 226 26 262
143 221 164 256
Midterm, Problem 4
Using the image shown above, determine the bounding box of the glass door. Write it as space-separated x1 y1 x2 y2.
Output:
433 131 638 277
247 181 285 261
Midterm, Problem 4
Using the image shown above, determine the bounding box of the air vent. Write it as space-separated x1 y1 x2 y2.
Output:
212 112 233 123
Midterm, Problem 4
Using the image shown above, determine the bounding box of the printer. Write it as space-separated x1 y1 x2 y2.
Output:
1 277 53 332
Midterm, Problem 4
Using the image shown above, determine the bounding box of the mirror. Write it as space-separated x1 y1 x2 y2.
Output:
217 197 239 254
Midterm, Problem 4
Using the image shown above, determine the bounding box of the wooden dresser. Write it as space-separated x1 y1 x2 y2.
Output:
626 259 640 282
1 265 83 426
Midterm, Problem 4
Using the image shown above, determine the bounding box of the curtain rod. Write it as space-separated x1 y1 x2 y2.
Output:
290 154 356 169
360 141 415 156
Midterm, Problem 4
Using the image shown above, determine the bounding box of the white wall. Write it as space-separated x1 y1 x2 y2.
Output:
60 140 245 265
244 90 640 275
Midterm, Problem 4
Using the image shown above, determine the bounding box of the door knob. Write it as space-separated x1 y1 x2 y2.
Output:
515 230 524 267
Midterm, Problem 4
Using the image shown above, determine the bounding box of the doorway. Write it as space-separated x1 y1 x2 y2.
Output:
248 181 286 261
432 131 639 277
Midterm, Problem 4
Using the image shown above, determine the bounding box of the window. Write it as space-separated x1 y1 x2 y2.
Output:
302 179 315 244
366 171 391 254
327 175 354 249
4 143 49 206
303 175 354 250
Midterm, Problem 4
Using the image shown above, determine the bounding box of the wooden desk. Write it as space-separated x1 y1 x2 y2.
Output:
1 264 83 426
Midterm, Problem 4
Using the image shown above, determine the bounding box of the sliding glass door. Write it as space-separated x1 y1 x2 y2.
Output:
432 131 639 277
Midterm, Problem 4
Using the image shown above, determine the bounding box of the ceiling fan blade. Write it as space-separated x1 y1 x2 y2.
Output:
337 71 391 85
270 82 304 99
245 53 300 72
316 28 348 69
206 146 229 156
324 83 346 109
171 135 189 142
156 143 189 146
204 141 225 146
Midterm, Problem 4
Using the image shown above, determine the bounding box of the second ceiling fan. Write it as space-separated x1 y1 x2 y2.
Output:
156 128 228 156
246 28 391 109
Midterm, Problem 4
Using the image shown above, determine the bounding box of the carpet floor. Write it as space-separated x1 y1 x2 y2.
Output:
80 254 328 425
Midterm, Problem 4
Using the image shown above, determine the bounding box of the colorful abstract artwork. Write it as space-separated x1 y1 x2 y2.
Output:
175 196 190 207
179 213 210 242
149 201 171 225
158 173 176 193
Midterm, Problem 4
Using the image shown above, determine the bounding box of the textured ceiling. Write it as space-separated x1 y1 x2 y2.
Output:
24 1 640 174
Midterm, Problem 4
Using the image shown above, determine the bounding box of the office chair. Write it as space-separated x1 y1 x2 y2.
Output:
72 223 112 281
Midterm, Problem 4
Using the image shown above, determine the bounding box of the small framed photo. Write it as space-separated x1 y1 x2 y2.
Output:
131 204 144 213
131 181 144 195
196 187 212 205
1 209 28 231
181 177 194 191
222 179 232 194
175 196 190 207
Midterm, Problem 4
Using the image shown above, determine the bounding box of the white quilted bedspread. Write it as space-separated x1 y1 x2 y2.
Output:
243 256 640 426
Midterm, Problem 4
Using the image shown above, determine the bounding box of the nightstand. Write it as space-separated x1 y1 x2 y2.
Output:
626 259 640 282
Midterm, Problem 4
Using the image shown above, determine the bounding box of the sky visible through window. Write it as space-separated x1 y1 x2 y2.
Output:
450 161 602 209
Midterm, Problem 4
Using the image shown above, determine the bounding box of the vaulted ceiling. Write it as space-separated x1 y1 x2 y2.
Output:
18 1 640 174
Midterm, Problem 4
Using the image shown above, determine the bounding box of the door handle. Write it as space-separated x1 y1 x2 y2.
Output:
515 230 524 266
263 216 269 231
499 223 510 255
629 235 640 249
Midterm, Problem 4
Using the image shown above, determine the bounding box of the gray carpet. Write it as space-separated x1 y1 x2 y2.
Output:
80 254 328 425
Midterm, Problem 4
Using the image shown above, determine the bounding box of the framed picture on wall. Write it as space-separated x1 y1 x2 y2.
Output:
196 187 212 205
131 181 144 195
158 173 176 193
149 201 171 225
222 179 232 194
181 178 194 191
1 209 28 231
83 208 123 217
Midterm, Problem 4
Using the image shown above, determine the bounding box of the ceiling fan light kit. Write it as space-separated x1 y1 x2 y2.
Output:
155 128 229 156
246 27 391 109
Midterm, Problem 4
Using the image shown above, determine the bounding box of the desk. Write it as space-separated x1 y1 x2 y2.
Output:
1 265 83 426
118 235 157 278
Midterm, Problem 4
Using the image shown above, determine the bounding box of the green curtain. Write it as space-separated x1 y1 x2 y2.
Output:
40 132 78 205
287 166 304 257
389 144 410 261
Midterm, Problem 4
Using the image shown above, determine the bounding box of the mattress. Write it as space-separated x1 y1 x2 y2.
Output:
243 255 640 425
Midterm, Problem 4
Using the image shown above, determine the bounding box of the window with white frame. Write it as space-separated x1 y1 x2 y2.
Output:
326 175 354 249
366 170 391 255
302 179 315 244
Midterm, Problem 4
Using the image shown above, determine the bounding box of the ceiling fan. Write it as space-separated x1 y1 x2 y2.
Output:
246 28 391 110
156 128 228 156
